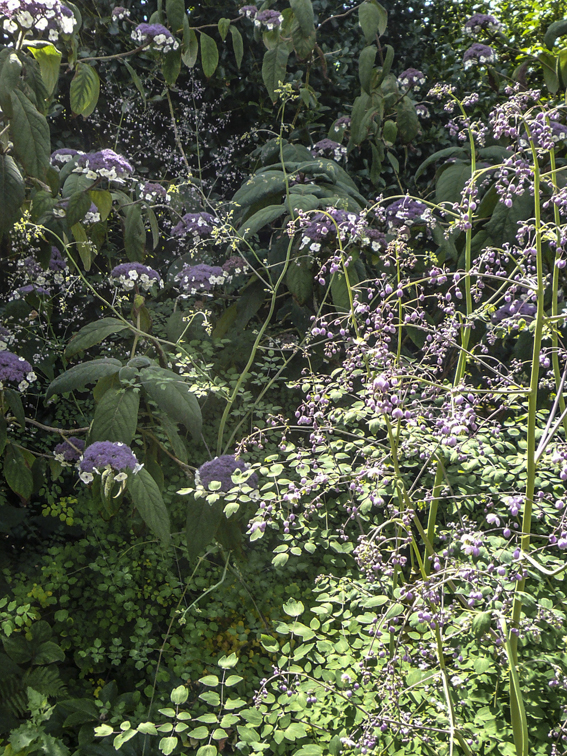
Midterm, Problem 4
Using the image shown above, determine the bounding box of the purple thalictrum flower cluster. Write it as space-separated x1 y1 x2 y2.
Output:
74 149 133 181
0 351 36 391
111 263 163 292
397 68 426 92
131 23 179 53
54 437 85 465
175 263 226 297
172 212 218 238
195 454 258 493
463 43 496 69
464 13 503 35
0 0 76 41
78 441 141 484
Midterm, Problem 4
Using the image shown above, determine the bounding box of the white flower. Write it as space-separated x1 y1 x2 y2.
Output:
80 471 94 484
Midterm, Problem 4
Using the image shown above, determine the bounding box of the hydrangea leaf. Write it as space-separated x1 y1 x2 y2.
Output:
0 49 22 111
46 358 123 398
65 318 130 359
182 18 199 68
358 0 387 44
29 43 62 96
0 155 25 235
435 162 471 205
89 189 113 221
200 32 218 78
359 45 377 95
240 204 286 238
141 367 202 440
65 189 92 228
161 48 182 87
186 497 223 562
70 62 100 117
290 0 314 36
127 468 170 543
90 388 140 446
233 171 287 209
262 44 289 103
4 388 25 429
396 95 420 143
4 444 33 502
166 0 185 31
10 90 51 178
230 26 243 69
286 256 313 305
124 204 146 262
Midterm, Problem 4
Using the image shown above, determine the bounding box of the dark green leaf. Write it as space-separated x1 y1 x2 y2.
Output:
230 26 243 69
69 62 100 117
435 162 471 205
331 266 359 312
396 95 420 143
4 445 33 501
124 60 146 106
90 388 140 445
29 43 62 96
161 48 182 87
10 89 51 178
88 189 113 221
240 204 286 237
350 92 371 145
65 189 91 227
233 171 287 208
472 611 492 638
359 45 377 95
218 18 230 41
415 146 468 179
262 44 289 102
46 359 122 398
290 0 314 35
539 51 559 94
0 49 22 111
0 416 6 456
65 318 129 358
200 32 219 78
359 0 387 43
141 367 202 440
0 155 25 235
34 641 65 665
166 0 185 31
4 389 25 429
127 469 170 543
186 496 223 561
182 18 199 68
124 204 146 262
286 257 313 305
545 19 567 49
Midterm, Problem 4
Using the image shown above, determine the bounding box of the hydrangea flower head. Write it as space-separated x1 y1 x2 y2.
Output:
254 9 283 29
415 104 430 119
0 351 36 391
464 13 503 35
239 5 257 18
386 197 432 229
299 208 362 251
397 68 426 92
222 256 247 281
84 203 101 224
195 454 258 493
312 139 346 161
172 212 217 238
12 284 51 299
175 263 226 296
140 182 169 203
78 441 141 484
50 147 84 166
49 246 67 275
132 23 179 53
463 43 496 69
54 436 85 464
75 149 133 181
111 262 163 292
1 0 76 41
111 6 130 20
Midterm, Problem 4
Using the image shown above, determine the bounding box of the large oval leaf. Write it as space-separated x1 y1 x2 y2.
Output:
70 62 100 116
4 445 33 501
262 44 289 102
90 388 140 445
46 358 122 398
127 469 170 543
141 367 202 440
10 90 51 178
0 155 25 235
65 318 130 358
200 32 218 78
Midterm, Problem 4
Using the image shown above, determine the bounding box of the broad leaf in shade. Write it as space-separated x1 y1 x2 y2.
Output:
0 155 25 236
90 388 140 445
29 43 62 96
186 496 223 562
46 359 122 398
127 468 170 543
69 62 100 116
262 44 289 102
65 318 130 358
10 89 51 177
200 32 219 78
4 445 33 501
141 367 202 440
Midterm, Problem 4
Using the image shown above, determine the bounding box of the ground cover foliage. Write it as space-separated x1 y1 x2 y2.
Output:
4 0 567 755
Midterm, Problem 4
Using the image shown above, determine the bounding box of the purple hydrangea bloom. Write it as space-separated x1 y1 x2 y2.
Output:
416 104 430 119
131 23 179 53
195 454 258 492
397 68 426 92
222 255 247 279
78 441 141 484
0 351 36 390
0 325 13 350
54 436 85 464
254 9 282 29
360 228 387 252
50 147 84 166
111 6 130 19
84 203 101 224
239 5 257 18
49 247 67 272
175 263 226 296
299 208 362 251
111 262 163 292
492 300 536 324
140 182 169 202
172 212 217 238
463 43 496 69
386 197 431 228
1 0 76 41
312 139 346 161
464 13 503 35
13 284 51 298
75 149 133 181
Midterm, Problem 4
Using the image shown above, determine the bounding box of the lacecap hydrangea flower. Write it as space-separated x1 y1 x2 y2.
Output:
54 436 85 465
311 139 347 161
239 5 257 19
131 23 179 53
222 256 247 281
0 352 36 391
140 182 169 203
299 209 362 252
464 13 503 35
195 454 258 493
172 212 217 238
463 43 496 69
397 68 426 92
175 263 226 296
0 0 76 41
111 262 163 292
50 147 84 167
254 9 283 29
78 441 142 484
111 6 130 20
386 197 432 229
74 149 133 181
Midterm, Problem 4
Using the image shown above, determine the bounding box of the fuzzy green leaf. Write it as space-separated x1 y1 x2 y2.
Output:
262 44 289 102
65 318 130 359
10 89 51 178
70 62 100 117
127 468 170 543
141 367 202 440
4 445 33 501
230 26 243 69
0 155 25 235
359 45 377 95
182 18 199 67
46 359 123 398
124 203 146 262
29 43 62 96
90 388 140 445
166 0 185 31
359 0 387 43
200 32 219 77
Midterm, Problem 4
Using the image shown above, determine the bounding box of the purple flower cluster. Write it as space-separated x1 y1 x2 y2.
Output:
196 454 258 493
222 256 247 281
111 262 163 292
464 13 503 35
140 182 169 203
111 6 130 20
12 284 51 300
78 441 141 484
131 23 179 53
175 263 226 296
54 437 85 464
386 197 432 229
1 0 76 41
172 212 217 238
518 116 567 150
84 203 101 224
415 104 430 119
397 68 426 92
254 9 282 29
0 351 36 391
239 5 257 18
50 148 84 167
463 43 496 69
74 149 133 181
299 209 362 252
360 228 387 253
311 139 346 161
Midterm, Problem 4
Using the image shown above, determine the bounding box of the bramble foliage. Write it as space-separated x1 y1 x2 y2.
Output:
4 1 567 756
